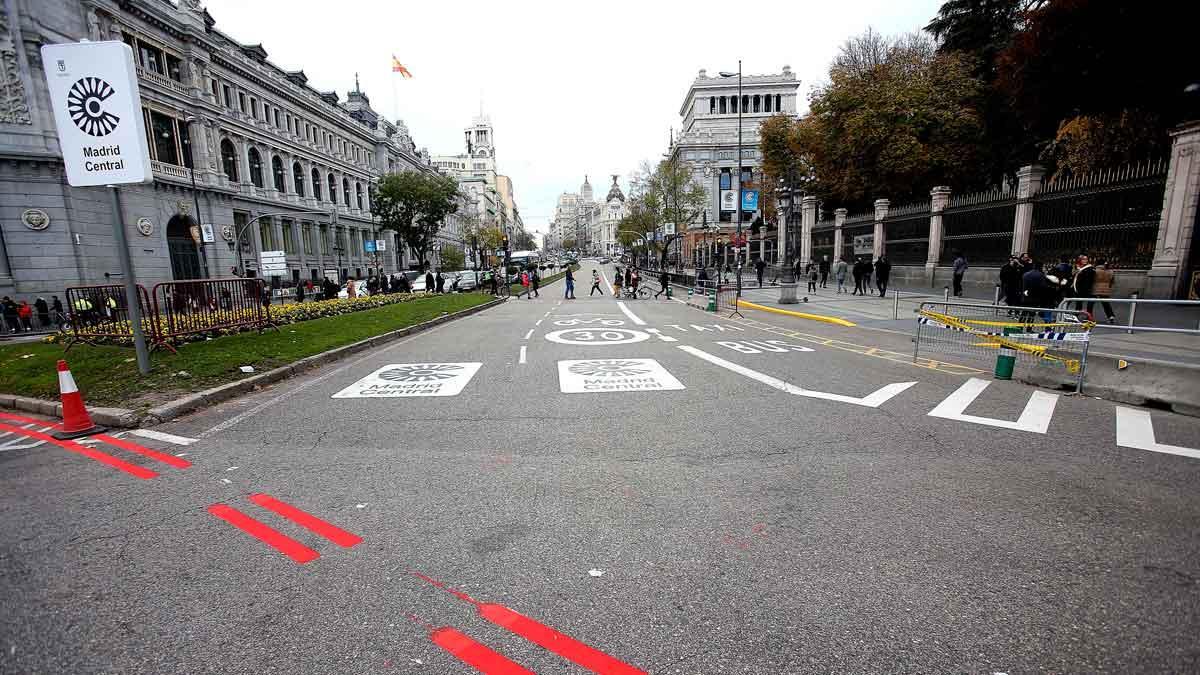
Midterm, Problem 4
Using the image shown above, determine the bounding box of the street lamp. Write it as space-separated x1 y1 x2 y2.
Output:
719 62 745 309
180 116 209 278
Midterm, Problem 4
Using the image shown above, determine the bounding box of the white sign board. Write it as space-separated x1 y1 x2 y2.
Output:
375 239 387 252
720 190 737 211
41 41 153 186
853 234 874 256
557 359 685 394
200 223 216 243
260 250 287 273
332 363 482 398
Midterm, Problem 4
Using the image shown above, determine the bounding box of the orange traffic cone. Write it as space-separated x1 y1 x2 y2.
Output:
52 359 103 439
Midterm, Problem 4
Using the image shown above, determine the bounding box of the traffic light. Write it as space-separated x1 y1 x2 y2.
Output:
502 236 509 251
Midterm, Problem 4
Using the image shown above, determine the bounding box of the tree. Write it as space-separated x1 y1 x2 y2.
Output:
511 230 537 251
439 246 465 271
802 30 986 206
562 238 577 251
372 170 462 269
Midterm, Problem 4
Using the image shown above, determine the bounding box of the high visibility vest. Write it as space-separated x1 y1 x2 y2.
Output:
73 298 91 311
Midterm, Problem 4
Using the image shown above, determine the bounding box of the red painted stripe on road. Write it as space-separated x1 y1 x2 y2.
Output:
93 434 191 469
478 603 647 675
249 493 362 548
430 627 535 675
0 411 62 428
206 503 320 564
0 421 157 479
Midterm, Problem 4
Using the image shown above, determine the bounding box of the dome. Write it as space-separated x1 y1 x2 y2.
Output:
605 175 624 202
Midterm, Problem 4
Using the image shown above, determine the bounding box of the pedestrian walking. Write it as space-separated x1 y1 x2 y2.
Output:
564 266 576 299
1085 257 1117 323
530 269 540 298
2 296 18 332
436 270 445 294
346 277 357 299
489 268 499 296
874 256 891 297
1000 256 1023 307
862 258 873 291
851 259 864 295
520 270 530 299
655 269 671 299
630 268 640 298
612 266 623 297
819 255 830 288
952 250 968 297
424 269 435 295
807 263 818 293
34 297 50 329
755 258 766 288
16 300 33 331
624 266 632 290
295 281 305 303
590 269 604 296
834 257 848 294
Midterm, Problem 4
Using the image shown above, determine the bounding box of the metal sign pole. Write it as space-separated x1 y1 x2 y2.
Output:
108 186 151 375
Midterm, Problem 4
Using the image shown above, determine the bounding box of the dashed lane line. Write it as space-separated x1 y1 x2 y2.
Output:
523 329 533 340
519 346 527 364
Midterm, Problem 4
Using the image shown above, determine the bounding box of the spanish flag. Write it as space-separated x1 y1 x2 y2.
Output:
391 56 412 79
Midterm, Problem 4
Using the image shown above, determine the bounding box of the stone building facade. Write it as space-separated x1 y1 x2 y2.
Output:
1 0 438 303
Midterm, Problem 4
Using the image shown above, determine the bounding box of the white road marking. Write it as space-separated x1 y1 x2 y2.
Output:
519 346 527 364
545 328 650 345
332 363 483 398
558 358 685 393
535 319 543 326
1115 407 1200 460
200 320 457 437
678 345 916 408
645 328 678 343
523 329 534 340
601 270 614 295
543 311 552 317
927 378 1057 433
616 301 646 326
128 428 197 446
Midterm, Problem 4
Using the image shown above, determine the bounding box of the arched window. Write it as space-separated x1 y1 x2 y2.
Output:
220 139 238 181
312 168 322 201
342 178 351 206
247 147 264 188
328 173 337 203
271 155 285 192
293 162 305 198
355 183 364 210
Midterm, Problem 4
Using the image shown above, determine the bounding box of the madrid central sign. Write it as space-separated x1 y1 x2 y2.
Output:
41 41 153 187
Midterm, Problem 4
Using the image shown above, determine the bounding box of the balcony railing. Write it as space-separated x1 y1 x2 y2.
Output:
151 160 189 179
136 67 189 96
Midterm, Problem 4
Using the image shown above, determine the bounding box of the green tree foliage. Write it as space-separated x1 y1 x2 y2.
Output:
758 113 818 221
372 171 462 269
803 30 986 206
562 238 577 250
438 246 465 271
511 230 537 251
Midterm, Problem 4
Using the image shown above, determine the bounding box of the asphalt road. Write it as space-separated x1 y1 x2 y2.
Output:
3 262 1200 674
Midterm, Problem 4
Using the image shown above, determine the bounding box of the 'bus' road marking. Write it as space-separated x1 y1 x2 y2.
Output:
678 345 915 407
128 428 197 446
1115 407 1200 460
519 346 527 364
523 329 534 340
927 378 1057 433
616 301 646 326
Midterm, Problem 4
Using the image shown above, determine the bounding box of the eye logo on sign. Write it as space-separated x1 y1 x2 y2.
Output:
378 364 464 382
67 77 120 137
567 360 652 378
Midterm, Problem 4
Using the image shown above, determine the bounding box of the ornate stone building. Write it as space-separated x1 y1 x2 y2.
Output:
1 0 438 302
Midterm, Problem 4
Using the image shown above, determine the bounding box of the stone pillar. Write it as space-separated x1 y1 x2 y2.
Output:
833 208 847 263
800 196 818 267
873 199 889 259
1012 164 1045 255
187 117 211 178
1147 122 1200 298
927 186 951 285
237 138 251 188
776 212 786 268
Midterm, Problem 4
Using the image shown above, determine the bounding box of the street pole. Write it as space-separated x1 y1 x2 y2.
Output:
188 162 210 278
735 60 743 302
108 186 151 375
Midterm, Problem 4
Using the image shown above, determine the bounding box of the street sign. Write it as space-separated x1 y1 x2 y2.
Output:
741 189 759 211
375 239 386 252
200 223 215 243
260 250 287 274
853 234 874 255
40 41 152 187
364 240 376 253
720 190 737 211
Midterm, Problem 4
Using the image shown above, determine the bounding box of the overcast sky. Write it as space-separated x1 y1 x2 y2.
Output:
202 0 943 240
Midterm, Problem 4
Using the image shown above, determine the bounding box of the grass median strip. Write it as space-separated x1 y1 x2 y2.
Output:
0 292 493 409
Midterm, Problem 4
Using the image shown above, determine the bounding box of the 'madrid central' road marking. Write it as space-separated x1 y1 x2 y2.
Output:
616 301 646 325
677 345 915 407
927 378 1057 433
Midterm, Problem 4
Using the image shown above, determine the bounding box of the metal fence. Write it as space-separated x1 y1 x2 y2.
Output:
1030 160 1167 269
811 223 836 264
842 212 874 263
940 187 1016 265
914 300 1093 391
63 284 157 350
152 278 275 344
884 201 931 265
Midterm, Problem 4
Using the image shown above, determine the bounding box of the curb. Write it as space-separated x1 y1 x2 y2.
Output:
735 299 857 327
2 297 504 429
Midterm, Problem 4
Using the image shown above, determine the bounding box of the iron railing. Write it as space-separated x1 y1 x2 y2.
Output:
63 284 157 351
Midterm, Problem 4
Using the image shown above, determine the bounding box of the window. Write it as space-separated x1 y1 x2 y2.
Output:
731 96 737 114
210 79 219 99
302 223 314 255
350 229 359 255
719 169 731 190
238 92 246 113
337 226 347 252
250 98 259 119
775 94 781 111
293 162 305 198
222 84 231 108
165 53 182 82
342 178 351 206
220 139 238 181
742 95 749 112
248 147 264 187
234 211 250 251
710 97 716 114
356 183 364 210
281 219 296 254
271 155 285 191
319 224 330 254
328 173 337 203
259 216 275 250
753 95 760 112
274 109 281 128
136 40 164 74
144 109 185 166
312 169 322 201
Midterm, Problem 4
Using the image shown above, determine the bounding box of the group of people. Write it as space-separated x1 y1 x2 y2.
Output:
794 255 892 297
2 295 64 333
999 253 1117 321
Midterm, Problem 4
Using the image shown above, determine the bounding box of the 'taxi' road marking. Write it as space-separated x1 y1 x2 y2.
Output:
678 345 915 408
1115 407 1200 460
928 378 1058 434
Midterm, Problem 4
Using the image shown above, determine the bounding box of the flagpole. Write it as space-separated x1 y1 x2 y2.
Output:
391 71 398 123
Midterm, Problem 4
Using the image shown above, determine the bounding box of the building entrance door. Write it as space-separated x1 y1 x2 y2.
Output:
167 214 202 280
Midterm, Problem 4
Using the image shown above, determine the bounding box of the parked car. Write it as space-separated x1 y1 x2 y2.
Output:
600 256 611 264
447 271 480 292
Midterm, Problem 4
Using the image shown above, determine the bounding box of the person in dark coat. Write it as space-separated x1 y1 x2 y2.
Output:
999 256 1024 307
874 256 891 297
755 258 767 287
295 282 305 303
1021 260 1058 320
435 271 445 294
425 269 435 294
818 255 830 288
851 259 864 295
34 297 50 328
529 269 540 298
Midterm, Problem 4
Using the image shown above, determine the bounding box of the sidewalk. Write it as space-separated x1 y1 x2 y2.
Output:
734 280 1200 366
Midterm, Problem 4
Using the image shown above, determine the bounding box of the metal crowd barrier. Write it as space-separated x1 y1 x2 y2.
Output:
153 277 275 346
1057 296 1200 335
914 300 1094 391
63 283 157 351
